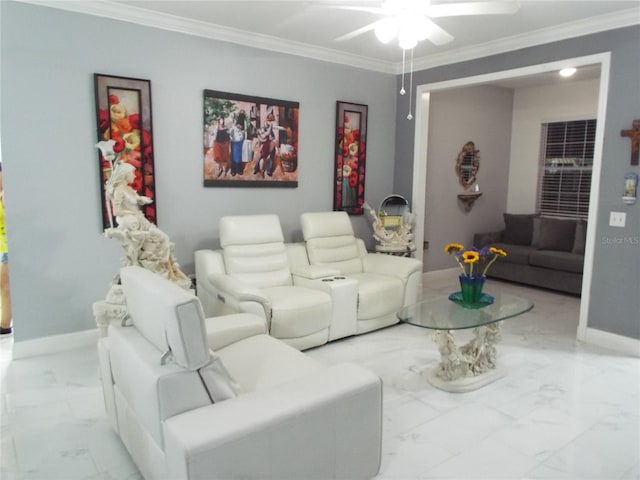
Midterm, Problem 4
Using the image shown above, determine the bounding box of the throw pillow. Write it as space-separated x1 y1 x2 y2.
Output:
536 217 576 252
572 220 587 254
503 213 537 245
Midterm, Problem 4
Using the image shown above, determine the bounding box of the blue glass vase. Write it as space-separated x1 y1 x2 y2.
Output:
459 274 485 305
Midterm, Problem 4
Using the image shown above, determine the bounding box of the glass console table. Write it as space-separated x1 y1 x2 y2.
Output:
401 292 533 393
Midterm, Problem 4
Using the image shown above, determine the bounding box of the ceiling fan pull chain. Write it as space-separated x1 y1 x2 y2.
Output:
407 48 414 120
400 48 406 95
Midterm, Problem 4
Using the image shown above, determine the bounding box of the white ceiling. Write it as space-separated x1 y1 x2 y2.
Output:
22 0 640 73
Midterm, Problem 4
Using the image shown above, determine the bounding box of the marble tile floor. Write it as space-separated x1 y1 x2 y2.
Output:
1 271 638 480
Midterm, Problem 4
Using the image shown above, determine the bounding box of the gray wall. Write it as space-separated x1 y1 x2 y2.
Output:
394 26 640 340
0 2 397 341
424 85 513 271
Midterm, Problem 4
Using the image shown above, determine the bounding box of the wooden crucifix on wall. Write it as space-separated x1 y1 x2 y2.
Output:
620 119 640 166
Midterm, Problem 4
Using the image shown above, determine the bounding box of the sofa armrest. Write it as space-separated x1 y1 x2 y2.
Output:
473 230 504 247
362 253 422 281
205 274 272 324
164 363 382 480
204 313 267 351
209 274 270 306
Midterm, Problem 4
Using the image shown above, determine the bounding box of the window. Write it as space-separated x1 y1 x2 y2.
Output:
536 119 596 219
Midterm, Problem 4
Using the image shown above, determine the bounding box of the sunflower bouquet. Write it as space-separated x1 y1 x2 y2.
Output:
444 243 507 278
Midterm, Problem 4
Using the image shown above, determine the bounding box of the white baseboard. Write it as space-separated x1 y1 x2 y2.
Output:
583 327 640 357
12 328 100 359
10 323 638 360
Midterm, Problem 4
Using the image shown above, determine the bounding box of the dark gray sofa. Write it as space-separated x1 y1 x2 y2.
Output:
474 213 586 295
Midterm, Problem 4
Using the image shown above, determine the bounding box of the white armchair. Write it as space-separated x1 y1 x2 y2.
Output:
98 266 383 480
195 214 333 350
301 211 423 334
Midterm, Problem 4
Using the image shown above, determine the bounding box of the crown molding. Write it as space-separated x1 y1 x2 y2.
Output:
13 0 640 76
14 0 397 73
406 7 640 73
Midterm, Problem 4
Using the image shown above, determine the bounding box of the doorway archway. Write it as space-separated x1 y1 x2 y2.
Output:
410 52 611 341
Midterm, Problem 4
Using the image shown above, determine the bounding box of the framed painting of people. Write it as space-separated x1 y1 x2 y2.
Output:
94 74 156 230
334 101 367 215
203 90 299 188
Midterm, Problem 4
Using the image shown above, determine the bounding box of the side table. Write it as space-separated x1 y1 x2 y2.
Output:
375 244 416 257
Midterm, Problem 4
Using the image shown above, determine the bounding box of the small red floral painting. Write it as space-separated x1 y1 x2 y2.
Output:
334 101 367 215
94 74 156 230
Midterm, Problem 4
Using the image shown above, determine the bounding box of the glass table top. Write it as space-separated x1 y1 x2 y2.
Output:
401 292 533 331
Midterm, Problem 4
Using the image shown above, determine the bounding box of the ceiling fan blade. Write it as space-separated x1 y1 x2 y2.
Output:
422 18 455 45
335 20 383 42
428 1 520 18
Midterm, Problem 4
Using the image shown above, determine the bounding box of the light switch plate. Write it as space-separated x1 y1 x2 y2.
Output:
609 211 626 227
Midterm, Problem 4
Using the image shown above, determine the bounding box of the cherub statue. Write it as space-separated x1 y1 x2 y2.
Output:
104 162 191 289
93 152 191 336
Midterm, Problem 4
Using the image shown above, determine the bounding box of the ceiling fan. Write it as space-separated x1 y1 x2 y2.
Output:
331 0 521 49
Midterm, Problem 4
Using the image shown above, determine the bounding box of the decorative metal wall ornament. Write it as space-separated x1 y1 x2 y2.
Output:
456 141 480 189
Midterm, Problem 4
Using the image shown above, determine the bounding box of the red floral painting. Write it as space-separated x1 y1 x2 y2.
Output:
334 101 367 215
94 74 156 230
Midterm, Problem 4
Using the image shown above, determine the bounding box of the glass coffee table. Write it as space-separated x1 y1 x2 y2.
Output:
401 292 533 393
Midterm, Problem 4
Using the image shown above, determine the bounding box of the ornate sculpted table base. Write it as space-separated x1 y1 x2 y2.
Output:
426 322 505 393
401 291 532 393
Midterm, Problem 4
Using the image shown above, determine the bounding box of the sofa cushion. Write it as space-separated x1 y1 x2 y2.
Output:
220 214 284 246
301 211 364 274
349 273 404 320
220 215 294 289
223 242 293 288
535 217 576 252
503 213 536 245
531 217 541 247
491 243 532 266
217 334 323 392
264 285 332 338
529 250 584 274
301 211 355 239
572 220 587 254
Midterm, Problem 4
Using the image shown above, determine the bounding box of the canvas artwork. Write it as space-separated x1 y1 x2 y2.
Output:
94 74 156 230
334 101 367 215
203 90 299 187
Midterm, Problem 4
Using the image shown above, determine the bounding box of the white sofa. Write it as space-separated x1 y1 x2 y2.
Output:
98 266 382 480
196 212 423 346
194 214 335 350
301 211 423 334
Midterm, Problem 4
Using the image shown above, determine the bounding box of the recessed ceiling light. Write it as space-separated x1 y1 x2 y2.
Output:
559 67 577 77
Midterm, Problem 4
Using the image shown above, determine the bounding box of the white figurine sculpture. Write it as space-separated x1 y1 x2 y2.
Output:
93 142 191 336
364 202 415 251
104 162 190 287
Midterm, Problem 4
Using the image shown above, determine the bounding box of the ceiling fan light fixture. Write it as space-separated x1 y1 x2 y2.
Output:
398 30 418 49
374 17 398 43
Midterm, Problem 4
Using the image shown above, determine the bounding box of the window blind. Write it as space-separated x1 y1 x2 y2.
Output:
536 119 596 220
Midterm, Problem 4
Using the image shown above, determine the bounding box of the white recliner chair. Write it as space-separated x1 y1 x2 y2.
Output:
98 266 383 480
195 214 334 350
300 211 423 334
